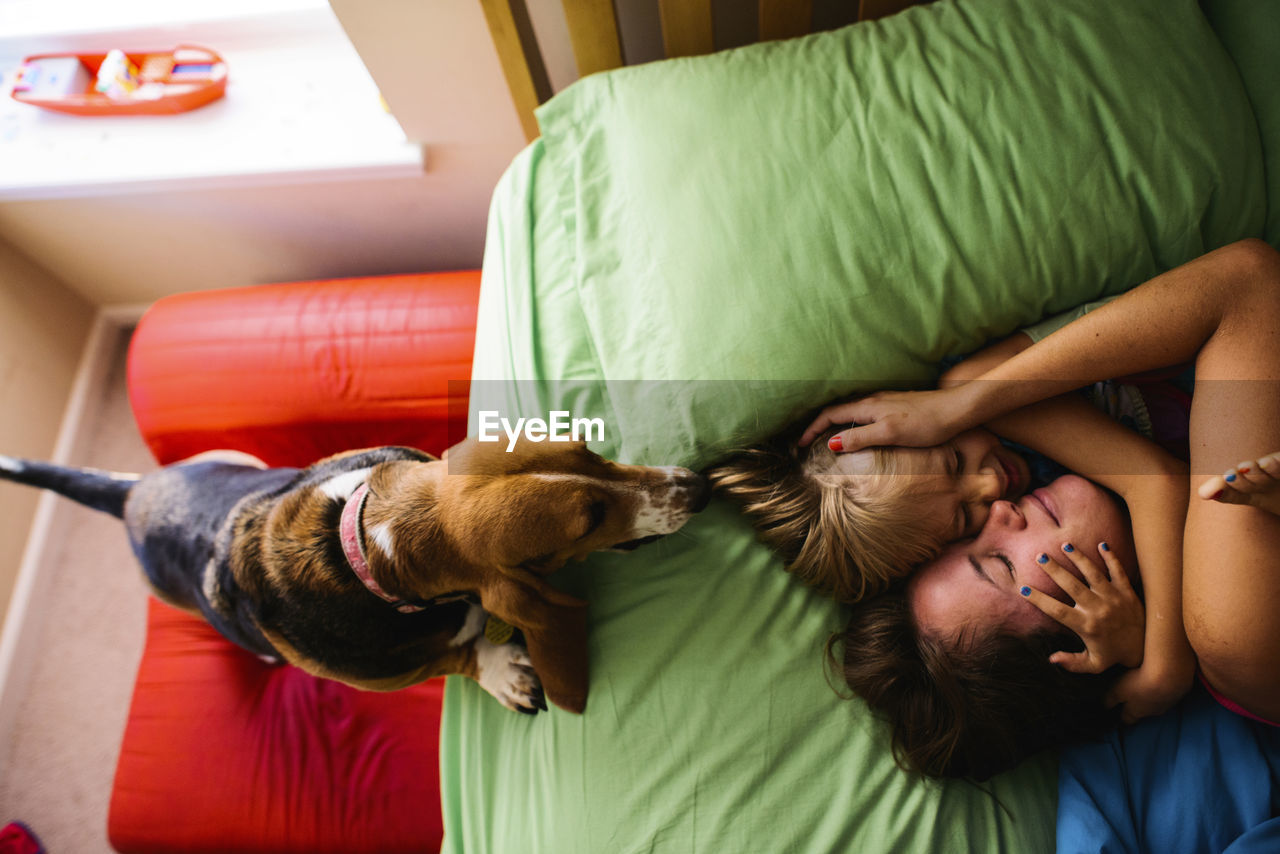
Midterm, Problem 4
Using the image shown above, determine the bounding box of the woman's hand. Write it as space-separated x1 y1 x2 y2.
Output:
1021 542 1145 674
797 386 978 451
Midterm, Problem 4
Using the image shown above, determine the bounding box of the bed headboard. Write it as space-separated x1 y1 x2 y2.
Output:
481 0 933 141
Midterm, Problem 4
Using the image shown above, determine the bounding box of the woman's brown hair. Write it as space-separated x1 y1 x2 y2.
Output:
831 589 1120 779
708 428 947 603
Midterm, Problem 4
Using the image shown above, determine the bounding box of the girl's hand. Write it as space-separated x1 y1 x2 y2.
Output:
1104 659 1195 725
1020 542 1145 674
798 387 974 451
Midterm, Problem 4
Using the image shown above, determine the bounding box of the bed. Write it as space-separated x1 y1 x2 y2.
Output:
445 0 1278 851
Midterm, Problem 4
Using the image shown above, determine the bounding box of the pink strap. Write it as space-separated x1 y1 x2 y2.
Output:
1198 671 1280 728
339 483 423 614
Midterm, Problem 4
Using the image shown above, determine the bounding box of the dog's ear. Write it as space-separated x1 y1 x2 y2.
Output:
520 551 569 575
487 565 587 616
474 573 589 714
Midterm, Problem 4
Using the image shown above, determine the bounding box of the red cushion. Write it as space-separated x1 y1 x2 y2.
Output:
111 271 480 853
127 272 480 467
108 600 445 854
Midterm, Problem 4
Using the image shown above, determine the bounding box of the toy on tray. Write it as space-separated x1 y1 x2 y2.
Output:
11 45 227 115
94 49 142 98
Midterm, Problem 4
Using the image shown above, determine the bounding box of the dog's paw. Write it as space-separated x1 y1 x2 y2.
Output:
476 638 546 714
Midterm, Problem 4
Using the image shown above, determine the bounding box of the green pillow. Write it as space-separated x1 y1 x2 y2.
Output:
536 0 1263 470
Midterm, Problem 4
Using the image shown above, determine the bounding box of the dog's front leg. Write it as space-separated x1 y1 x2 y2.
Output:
452 603 546 714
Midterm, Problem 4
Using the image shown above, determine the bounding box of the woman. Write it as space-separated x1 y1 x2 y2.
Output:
810 238 1280 778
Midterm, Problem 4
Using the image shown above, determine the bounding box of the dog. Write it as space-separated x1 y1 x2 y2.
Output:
0 437 708 713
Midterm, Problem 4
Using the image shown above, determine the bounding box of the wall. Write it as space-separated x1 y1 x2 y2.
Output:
0 144 516 306
0 238 95 625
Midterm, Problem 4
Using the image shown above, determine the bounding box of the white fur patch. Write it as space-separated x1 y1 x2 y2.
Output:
532 469 695 537
318 468 372 501
201 557 225 612
474 636 539 711
0 455 23 473
530 472 588 485
367 521 396 561
450 603 488 647
629 491 687 536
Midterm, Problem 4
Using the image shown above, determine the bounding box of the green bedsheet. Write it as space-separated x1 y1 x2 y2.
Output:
441 0 1265 850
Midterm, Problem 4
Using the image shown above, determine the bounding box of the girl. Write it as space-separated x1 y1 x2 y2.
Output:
707 424 1027 603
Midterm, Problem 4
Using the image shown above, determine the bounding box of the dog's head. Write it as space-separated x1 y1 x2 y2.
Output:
432 435 708 575
349 437 707 715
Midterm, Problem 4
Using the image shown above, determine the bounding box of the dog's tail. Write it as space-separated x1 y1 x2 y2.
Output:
0 454 137 518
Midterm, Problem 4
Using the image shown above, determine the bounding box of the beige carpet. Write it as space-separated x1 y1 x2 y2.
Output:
0 327 155 854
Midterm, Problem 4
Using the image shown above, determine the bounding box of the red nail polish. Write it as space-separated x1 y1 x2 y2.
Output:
1211 489 1224 501
828 436 843 451
1240 467 1251 474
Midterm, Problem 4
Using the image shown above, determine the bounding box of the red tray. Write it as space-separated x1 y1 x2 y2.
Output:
11 45 227 116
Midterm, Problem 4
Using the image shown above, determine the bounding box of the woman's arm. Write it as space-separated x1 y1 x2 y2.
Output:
803 239 1270 451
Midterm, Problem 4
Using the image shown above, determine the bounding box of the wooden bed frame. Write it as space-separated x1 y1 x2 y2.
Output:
481 0 932 141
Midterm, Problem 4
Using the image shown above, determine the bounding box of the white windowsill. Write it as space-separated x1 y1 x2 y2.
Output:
0 5 425 201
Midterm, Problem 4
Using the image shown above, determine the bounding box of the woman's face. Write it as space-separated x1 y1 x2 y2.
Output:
907 474 1136 642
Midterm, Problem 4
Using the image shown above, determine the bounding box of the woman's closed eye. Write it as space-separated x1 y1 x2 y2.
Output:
994 552 1015 578
972 552 1016 581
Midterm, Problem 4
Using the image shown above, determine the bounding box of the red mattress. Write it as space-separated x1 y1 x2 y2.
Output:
109 271 480 854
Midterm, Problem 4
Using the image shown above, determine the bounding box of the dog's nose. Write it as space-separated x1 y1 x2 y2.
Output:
682 473 711 513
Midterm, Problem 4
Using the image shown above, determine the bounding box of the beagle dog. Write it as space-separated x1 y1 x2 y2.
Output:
0 437 707 713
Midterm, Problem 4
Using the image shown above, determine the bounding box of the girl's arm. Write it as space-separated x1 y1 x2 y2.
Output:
994 394 1194 721
947 337 1195 720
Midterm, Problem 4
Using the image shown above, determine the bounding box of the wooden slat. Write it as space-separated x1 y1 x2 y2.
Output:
759 0 813 42
479 0 552 142
858 0 927 22
658 0 714 58
562 0 624 77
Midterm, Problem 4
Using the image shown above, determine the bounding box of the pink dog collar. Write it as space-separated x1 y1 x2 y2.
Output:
339 483 423 614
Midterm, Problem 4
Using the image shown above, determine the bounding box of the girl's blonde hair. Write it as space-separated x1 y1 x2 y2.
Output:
707 428 947 603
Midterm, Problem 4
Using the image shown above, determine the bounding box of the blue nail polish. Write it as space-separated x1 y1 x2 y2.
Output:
1020 586 1031 597
1037 553 1049 564
1063 543 1075 553
1226 472 1237 483
1100 541 1110 552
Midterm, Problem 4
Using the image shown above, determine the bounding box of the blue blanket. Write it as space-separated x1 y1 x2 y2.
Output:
1057 685 1280 853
